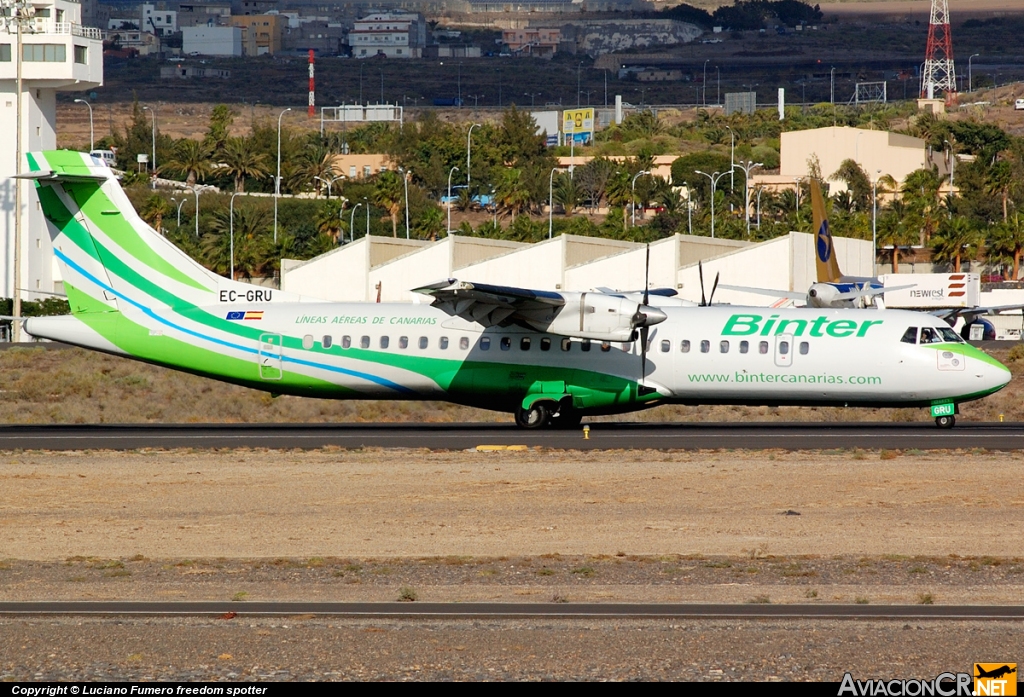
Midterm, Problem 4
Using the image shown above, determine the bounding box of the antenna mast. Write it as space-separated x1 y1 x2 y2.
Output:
921 0 957 103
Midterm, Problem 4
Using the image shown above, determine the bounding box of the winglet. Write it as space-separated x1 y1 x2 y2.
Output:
811 179 843 283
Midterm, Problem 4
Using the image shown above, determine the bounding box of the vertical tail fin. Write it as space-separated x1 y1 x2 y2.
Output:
810 178 843 283
28 150 223 315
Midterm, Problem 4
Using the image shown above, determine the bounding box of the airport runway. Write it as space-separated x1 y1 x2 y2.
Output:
0 421 1023 450
2 601 1023 620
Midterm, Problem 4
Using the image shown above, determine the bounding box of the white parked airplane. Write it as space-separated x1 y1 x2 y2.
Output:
19 150 1011 429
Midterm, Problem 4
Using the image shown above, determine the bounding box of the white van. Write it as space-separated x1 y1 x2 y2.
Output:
90 149 117 167
1015 98 1024 111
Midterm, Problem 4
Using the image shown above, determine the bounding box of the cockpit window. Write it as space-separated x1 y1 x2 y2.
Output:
919 327 942 344
938 327 963 343
900 327 918 344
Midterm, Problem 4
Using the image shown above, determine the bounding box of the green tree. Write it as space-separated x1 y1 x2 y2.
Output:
831 159 872 212
165 139 213 187
140 194 173 234
205 105 235 152
373 170 406 237
552 173 583 216
220 137 269 193
930 217 982 272
988 213 1024 280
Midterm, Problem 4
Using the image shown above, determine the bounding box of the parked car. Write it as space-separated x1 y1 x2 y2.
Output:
89 150 117 167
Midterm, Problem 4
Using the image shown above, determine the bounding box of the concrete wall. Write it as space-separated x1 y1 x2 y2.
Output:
182 26 243 56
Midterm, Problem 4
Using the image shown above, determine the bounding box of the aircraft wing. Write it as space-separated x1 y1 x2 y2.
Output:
413 278 665 342
835 283 916 301
934 304 1024 324
717 284 807 302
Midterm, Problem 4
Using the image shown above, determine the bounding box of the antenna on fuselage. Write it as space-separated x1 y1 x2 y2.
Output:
698 261 720 307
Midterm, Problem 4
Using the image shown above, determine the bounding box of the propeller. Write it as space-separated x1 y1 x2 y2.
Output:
698 262 719 307
638 244 656 397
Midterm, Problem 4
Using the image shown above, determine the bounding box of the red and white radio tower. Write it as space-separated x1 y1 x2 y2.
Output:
921 0 956 102
308 49 315 118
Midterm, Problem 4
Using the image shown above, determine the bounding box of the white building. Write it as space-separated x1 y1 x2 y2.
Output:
281 232 872 307
141 3 177 36
182 25 242 56
1 0 103 307
347 12 425 59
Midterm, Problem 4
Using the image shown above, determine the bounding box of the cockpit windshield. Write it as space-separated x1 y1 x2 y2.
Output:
899 326 964 344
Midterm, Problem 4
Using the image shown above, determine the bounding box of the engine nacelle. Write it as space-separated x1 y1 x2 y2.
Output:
806 283 842 308
520 292 666 342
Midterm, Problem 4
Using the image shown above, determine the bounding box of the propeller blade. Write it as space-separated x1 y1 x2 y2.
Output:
643 244 650 307
699 261 707 307
640 324 648 387
708 272 720 306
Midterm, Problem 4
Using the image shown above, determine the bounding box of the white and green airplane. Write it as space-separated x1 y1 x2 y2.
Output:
19 150 1011 429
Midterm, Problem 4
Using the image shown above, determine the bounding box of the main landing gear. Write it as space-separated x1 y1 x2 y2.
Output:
514 402 583 429
935 414 956 429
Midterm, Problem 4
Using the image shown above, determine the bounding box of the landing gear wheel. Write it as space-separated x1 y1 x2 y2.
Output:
549 409 583 429
935 415 956 429
515 402 551 429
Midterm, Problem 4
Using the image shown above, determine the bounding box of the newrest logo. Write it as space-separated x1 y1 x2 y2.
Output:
974 664 1017 696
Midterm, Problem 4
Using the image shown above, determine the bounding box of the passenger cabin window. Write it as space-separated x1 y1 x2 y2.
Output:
540 338 551 351
500 337 512 351
581 339 591 352
302 334 314 350
720 340 729 353
360 335 370 349
399 336 409 349
779 341 790 355
660 339 671 353
379 336 389 349
739 340 749 354
759 341 769 354
901 327 918 344
561 338 572 351
680 340 690 353
700 340 710 353
799 341 809 355
460 337 470 350
418 336 428 349
439 337 449 350
322 335 333 349
600 341 611 352
480 337 491 350
342 335 352 349
520 337 531 350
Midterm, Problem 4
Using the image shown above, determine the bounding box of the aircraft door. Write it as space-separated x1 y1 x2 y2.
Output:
774 334 794 368
258 333 284 380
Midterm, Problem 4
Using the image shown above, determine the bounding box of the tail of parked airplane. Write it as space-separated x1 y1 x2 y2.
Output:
25 150 227 317
811 178 843 284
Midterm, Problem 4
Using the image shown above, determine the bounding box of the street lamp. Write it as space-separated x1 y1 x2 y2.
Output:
447 166 460 232
794 176 809 215
349 203 361 244
631 170 651 227
702 59 709 106
830 67 836 104
75 99 94 152
524 92 540 107
969 53 980 93
732 160 763 238
755 186 764 230
682 182 692 235
188 187 199 238
695 170 728 238
173 197 186 226
364 196 369 237
274 107 292 242
724 125 735 192
548 167 558 240
466 123 481 187
944 139 955 202
398 167 411 239
142 105 156 181
313 174 343 199
871 169 881 276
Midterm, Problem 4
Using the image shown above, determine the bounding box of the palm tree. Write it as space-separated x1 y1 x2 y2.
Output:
140 194 173 234
930 217 981 272
901 168 943 245
314 199 346 245
605 170 633 230
415 205 444 241
986 160 1013 223
552 173 582 216
495 168 531 219
875 199 915 273
220 137 269 193
373 170 405 237
988 212 1024 280
165 139 212 187
203 207 272 280
290 142 336 195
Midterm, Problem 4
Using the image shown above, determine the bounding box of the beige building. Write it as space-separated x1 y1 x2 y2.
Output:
752 126 947 195
502 27 560 58
228 14 283 55
557 155 675 182
328 154 396 180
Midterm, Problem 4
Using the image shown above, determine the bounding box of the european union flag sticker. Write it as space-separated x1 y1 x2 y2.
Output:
226 311 245 320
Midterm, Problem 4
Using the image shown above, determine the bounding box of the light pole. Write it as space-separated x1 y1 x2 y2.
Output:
466 123 481 187
871 171 880 276
548 166 558 240
364 196 369 237
337 197 347 245
75 99 94 152
457 62 462 108
794 176 809 215
399 167 411 239
577 61 583 107
716 65 720 106
830 67 836 104
682 181 692 235
7 0 33 341
732 160 763 238
969 53 980 92
142 105 156 181
274 107 292 243
188 188 199 238
173 198 186 226
944 139 955 199
313 174 343 198
755 186 764 229
702 59 709 106
631 170 651 227
447 166 459 232
229 191 247 281
725 125 735 192
349 203 361 243
695 170 728 238
524 92 540 107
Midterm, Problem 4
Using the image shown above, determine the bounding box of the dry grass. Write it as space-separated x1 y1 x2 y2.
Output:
1 344 1020 425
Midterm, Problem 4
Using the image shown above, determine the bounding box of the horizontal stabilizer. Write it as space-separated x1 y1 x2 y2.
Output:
14 170 109 183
